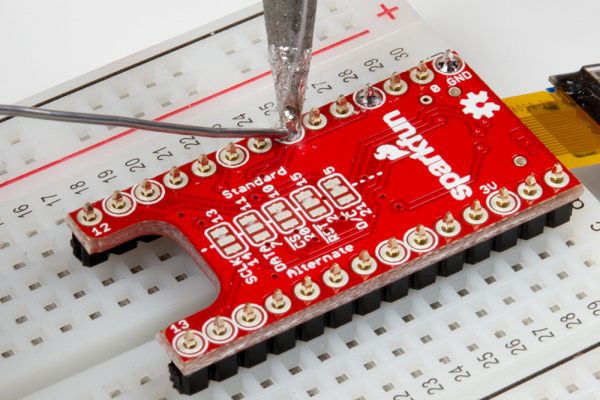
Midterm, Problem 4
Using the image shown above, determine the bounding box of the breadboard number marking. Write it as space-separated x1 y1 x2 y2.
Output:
531 327 555 342
560 312 582 329
153 147 173 161
259 102 277 116
232 113 253 127
169 319 190 334
389 47 409 61
364 58 384 72
179 136 201 150
505 338 528 356
70 180 89 195
40 194 61 207
393 391 414 400
338 69 359 83
98 170 117 183
13 204 32 219
421 377 444 395
92 223 111 236
448 365 471 382
311 81 332 94
587 300 600 316
477 352 500 369
125 158 146 172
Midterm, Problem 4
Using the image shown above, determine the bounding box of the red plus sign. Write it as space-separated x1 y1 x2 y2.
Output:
377 4 399 20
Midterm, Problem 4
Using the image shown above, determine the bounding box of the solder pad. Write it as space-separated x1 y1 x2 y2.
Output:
66 55 583 394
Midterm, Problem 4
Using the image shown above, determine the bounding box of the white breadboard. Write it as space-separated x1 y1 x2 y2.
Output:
1 1 599 399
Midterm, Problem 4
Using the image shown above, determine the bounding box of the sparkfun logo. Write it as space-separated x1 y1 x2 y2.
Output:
375 110 473 200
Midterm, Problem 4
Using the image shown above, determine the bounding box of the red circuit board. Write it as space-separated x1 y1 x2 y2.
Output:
66 55 583 390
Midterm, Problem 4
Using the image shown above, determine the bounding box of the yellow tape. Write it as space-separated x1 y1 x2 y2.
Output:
504 91 600 169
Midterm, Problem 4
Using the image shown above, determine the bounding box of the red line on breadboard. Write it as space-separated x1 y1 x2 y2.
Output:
0 29 370 190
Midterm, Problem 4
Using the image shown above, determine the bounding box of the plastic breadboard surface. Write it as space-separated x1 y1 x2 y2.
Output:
21 189 600 400
0 1 597 399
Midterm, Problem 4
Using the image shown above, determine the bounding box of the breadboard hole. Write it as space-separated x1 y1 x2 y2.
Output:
439 356 452 364
118 298 131 307
374 326 387 335
147 285 160 295
530 283 543 292
363 360 377 370
89 311 102 320
522 317 534 326
57 269 70 278
336 373 348 383
31 337 44 346
585 259 596 267
175 273 188 282
289 365 302 375
467 343 479 352
130 265 143 274
2 349 15 358
13 261 25 270
430 301 442 310
382 382 395 392
260 379 274 388
410 369 423 378
392 347 405 357
231 393 245 400
317 352 331 362
420 334 433 344
102 277 115 286
557 271 569 280
306 387 319 397
538 250 551 260
565 383 578 393
346 339 359 349
448 321 461 331
511 263 524 272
